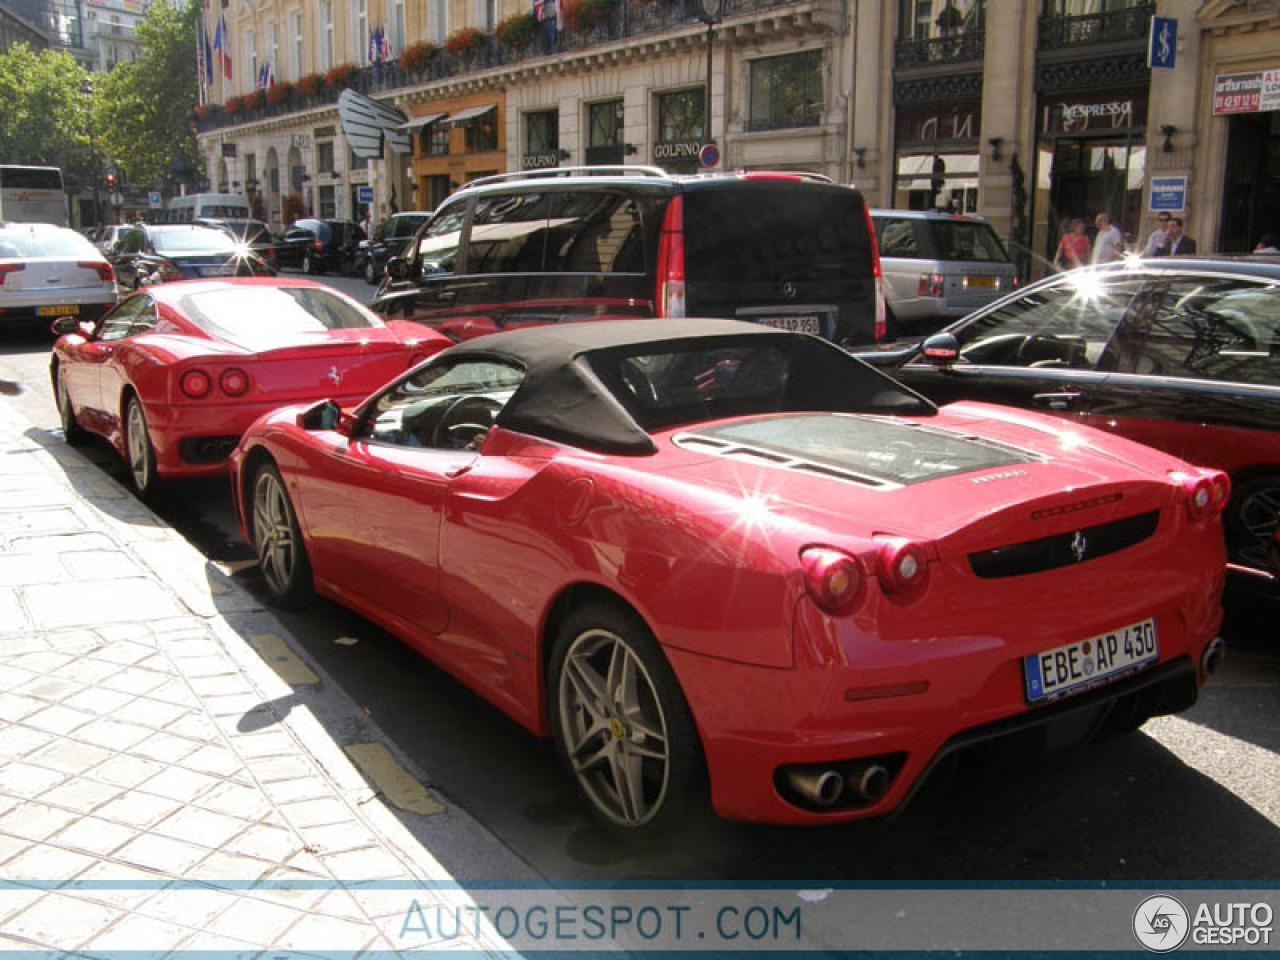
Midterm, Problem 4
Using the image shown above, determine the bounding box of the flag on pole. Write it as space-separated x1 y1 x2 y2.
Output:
214 13 232 80
204 29 214 86
195 20 206 98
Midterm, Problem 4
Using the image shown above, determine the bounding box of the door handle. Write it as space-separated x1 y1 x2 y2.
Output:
444 463 473 478
1033 389 1082 411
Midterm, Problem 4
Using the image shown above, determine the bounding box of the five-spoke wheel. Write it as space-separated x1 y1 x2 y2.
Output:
251 463 313 607
124 396 159 497
1226 474 1280 572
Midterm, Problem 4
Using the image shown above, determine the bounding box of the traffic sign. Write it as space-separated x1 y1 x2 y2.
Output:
148 191 162 208
698 142 720 169
1148 16 1176 70
357 186 374 203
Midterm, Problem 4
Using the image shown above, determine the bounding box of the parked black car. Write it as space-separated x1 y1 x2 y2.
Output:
372 166 885 348
276 218 365 275
109 224 274 290
860 256 1280 579
195 217 278 265
359 211 431 284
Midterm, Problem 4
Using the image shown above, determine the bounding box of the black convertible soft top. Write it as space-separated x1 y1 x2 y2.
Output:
444 317 936 455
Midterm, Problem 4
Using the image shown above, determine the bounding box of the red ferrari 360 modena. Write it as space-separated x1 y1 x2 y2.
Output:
51 278 449 496
230 318 1228 830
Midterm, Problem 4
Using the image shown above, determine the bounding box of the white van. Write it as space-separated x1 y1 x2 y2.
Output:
165 193 251 224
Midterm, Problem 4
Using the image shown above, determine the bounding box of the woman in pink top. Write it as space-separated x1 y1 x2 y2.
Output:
1053 218 1091 271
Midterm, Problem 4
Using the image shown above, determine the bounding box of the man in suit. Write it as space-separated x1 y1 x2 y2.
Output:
1155 217 1197 256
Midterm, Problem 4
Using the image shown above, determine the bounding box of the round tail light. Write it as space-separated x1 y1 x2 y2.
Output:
179 369 212 399
876 537 932 600
219 368 250 397
800 547 864 616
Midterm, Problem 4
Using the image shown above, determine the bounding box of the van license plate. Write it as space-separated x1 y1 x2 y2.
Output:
37 305 78 316
755 315 820 335
1023 617 1158 704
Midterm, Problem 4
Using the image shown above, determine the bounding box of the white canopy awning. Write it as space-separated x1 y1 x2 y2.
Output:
446 104 496 126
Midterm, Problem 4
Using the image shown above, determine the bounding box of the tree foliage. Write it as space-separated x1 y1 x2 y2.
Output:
0 43 94 188
95 1 202 190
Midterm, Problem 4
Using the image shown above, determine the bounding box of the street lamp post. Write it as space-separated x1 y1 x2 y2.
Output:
700 0 722 164
80 76 102 226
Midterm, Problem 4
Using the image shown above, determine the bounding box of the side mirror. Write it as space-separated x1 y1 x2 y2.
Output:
386 256 408 281
51 316 82 336
921 332 960 367
298 399 355 435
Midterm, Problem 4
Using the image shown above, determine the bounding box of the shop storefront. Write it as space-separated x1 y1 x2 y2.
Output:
1211 69 1280 252
892 102 982 213
408 98 504 211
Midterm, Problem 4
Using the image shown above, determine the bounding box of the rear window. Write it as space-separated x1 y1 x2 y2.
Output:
152 228 239 254
0 227 98 259
682 187 871 283
926 220 1010 263
175 285 381 349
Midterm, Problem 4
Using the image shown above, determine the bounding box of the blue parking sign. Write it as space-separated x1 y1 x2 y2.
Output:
1149 176 1187 213
357 186 373 203
1148 16 1176 70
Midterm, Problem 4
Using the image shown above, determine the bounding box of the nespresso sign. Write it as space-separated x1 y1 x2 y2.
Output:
1042 91 1147 133
522 152 560 170
653 140 703 161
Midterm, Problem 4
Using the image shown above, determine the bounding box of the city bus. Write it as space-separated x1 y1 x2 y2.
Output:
0 165 67 225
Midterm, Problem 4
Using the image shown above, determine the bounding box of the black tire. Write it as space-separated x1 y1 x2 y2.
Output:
54 365 88 446
302 253 318 275
364 258 378 285
548 602 706 832
1224 473 1280 571
124 395 160 498
251 462 314 608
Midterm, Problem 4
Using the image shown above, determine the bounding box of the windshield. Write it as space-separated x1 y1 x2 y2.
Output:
152 228 240 254
0 228 99 259
174 285 383 348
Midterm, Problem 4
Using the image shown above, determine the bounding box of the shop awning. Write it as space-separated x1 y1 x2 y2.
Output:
446 104 496 127
337 89 412 158
400 112 448 132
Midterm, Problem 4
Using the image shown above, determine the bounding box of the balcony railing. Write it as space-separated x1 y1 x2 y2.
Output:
196 0 815 132
894 30 985 70
1037 2 1154 51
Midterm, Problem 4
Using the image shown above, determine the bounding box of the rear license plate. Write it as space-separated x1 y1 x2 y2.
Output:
37 305 78 317
964 276 996 289
753 315 820 335
1023 617 1158 704
200 265 236 277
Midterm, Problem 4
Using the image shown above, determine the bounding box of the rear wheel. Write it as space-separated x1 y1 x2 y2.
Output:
364 257 378 284
302 253 318 275
251 462 313 608
54 366 88 446
1225 473 1280 571
124 395 159 498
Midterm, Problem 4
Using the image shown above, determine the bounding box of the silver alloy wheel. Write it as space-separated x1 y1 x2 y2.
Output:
1236 482 1280 569
253 468 296 597
125 399 152 492
56 370 76 435
557 628 671 827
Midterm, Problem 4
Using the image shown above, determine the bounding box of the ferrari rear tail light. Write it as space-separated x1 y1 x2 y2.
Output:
863 203 886 340
219 368 250 397
179 369 212 399
1184 470 1230 524
78 260 114 284
800 547 864 616
656 195 686 318
0 263 25 285
876 537 932 601
918 273 944 297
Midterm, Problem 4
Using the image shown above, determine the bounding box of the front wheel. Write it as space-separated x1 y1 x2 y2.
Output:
55 366 88 446
251 462 313 608
548 603 705 832
124 395 159 498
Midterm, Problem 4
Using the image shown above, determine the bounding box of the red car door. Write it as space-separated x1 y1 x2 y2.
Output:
64 295 155 431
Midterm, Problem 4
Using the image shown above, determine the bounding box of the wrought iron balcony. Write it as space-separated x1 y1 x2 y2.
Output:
894 30 984 70
1037 2 1154 51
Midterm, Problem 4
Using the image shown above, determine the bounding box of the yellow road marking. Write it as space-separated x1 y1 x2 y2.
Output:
248 633 320 686
345 742 444 816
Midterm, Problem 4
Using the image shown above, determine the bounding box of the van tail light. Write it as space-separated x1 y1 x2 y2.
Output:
656 195 686 318
918 273 944 297
313 238 325 252
800 547 865 616
219 368 250 397
0 263 25 285
863 203 886 340
875 536 933 601
78 261 115 284
179 369 212 399
1183 470 1230 525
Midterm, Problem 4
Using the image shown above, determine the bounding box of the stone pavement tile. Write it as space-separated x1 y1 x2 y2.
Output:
204 894 307 944
299 821 380 857
310 888 372 923
67 862 170 911
37 777 122 814
59 550 146 582
0 692 46 723
249 756 317 785
321 847 411 883
0 800 79 840
90 639 158 667
43 629 106 655
0 831 32 867
223 822 304 864
80 913 197 953
186 849 277 884
94 790 183 829
229 729 299 760
11 532 116 554
127 732 202 766
170 928 263 958
26 737 114 776
57 657 128 686
172 655 236 679
133 886 241 931
152 805 250 850
194 780 271 822
136 765 221 804
0 554 62 586
250 868 331 913
3 507 84 536
138 678 202 709
179 744 244 779
60 686 136 716
349 888 426 920
0 762 71 799
0 886 44 926
164 710 220 743
23 579 186 630
89 753 167 789
202 692 269 717
274 910 381 952
114 833 212 875
3 842 97 883
70 717 155 753
261 776 333 806
0 591 31 635
48 816 138 857
13 673 85 704
279 798 353 830
0 723 56 759
97 666 171 698
7 652 77 681
21 704 95 737
112 697 193 729
188 674 256 698
281 848 329 878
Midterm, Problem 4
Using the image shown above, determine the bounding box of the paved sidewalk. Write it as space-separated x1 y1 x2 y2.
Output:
0 398 524 957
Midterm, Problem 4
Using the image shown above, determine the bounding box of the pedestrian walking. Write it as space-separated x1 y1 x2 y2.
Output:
1054 218 1090 271
1091 211 1124 263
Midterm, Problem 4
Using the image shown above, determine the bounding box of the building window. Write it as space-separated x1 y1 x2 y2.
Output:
427 174 452 208
353 0 368 63
427 0 447 44
317 142 335 174
319 1 334 72
319 185 336 218
350 147 368 171
525 110 559 154
588 100 623 147
657 88 705 142
900 0 984 40
245 29 256 94
466 111 498 153
748 50 822 132
391 0 407 54
427 123 449 156
290 9 303 79
475 0 496 31
269 23 280 77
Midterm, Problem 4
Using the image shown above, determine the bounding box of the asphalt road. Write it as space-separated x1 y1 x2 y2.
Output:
3 272 1277 884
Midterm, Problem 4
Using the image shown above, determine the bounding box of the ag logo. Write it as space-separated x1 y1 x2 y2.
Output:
1133 895 1190 952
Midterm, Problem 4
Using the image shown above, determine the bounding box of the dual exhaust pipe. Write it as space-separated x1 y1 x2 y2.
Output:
1201 636 1225 679
784 761 891 809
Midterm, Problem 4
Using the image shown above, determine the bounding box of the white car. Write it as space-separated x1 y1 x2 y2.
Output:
0 222 118 331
